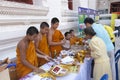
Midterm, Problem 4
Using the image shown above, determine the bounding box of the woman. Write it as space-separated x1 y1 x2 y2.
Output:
84 27 112 80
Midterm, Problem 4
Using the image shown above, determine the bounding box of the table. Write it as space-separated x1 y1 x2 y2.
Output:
56 58 92 80
20 58 92 80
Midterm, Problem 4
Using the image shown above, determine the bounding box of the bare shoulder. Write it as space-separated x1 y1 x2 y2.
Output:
48 29 53 36
17 40 26 49
34 34 39 41
35 33 42 42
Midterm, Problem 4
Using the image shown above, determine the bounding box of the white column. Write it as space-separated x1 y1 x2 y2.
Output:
79 0 88 8
47 0 62 23
73 0 80 11
61 0 69 10
88 0 97 10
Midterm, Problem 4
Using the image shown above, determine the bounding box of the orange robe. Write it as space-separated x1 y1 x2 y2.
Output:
70 36 78 45
16 41 38 79
38 35 50 66
50 30 64 58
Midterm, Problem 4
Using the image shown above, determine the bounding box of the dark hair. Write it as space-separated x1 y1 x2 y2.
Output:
51 17 59 24
84 17 94 24
40 22 49 29
64 32 70 37
84 27 96 36
69 29 74 33
26 26 38 36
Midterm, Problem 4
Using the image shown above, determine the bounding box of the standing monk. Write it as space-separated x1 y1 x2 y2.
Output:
48 17 65 58
34 22 52 66
16 26 46 79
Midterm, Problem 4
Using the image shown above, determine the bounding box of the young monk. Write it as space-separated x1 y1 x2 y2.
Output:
16 26 48 78
69 29 79 45
48 17 65 58
62 32 71 50
84 27 112 80
34 22 52 66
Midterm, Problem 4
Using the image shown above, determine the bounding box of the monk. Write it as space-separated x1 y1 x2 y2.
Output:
69 29 79 45
16 26 48 79
34 22 52 66
48 17 65 58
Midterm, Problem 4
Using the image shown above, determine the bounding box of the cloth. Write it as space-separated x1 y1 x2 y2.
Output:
92 23 114 51
38 35 50 66
104 25 115 42
89 36 112 80
62 39 70 49
16 41 38 78
108 50 116 80
20 58 92 80
50 30 64 58
70 36 78 45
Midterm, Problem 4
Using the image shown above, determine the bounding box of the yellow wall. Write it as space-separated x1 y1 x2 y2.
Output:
111 13 118 30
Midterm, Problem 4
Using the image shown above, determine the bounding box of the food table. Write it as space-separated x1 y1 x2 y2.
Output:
56 58 92 80
20 58 92 80
20 45 92 80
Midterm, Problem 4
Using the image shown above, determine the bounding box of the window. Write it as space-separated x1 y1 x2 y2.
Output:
7 0 33 4
68 0 73 10
110 2 120 13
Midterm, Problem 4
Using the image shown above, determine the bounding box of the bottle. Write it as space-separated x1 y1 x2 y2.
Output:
54 50 57 58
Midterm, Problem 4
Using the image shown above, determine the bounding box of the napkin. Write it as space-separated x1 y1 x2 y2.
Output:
61 56 74 64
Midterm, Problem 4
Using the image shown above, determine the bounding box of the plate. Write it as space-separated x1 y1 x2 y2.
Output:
60 56 74 65
39 72 56 80
60 58 78 66
49 65 69 76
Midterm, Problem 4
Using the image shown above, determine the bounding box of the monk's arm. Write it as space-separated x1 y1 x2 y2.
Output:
34 37 47 56
62 46 70 50
18 43 38 70
48 31 63 46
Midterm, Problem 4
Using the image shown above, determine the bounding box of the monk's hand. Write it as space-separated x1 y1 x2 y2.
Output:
44 56 51 61
47 56 54 61
61 39 66 45
46 56 53 61
33 68 45 74
38 68 45 73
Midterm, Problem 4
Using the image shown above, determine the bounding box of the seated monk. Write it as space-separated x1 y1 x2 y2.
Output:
48 17 65 58
16 26 48 79
34 22 52 66
62 32 71 50
69 29 79 45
